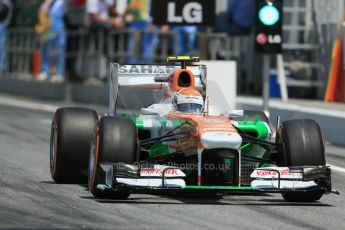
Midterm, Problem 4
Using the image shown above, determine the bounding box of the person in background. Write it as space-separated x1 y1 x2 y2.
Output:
215 0 255 36
36 0 66 82
85 0 123 66
65 0 87 28
125 0 159 64
10 0 42 27
0 0 13 73
85 0 122 29
71 0 86 7
173 26 197 56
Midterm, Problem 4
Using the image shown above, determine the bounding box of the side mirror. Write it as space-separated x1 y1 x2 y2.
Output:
225 110 244 118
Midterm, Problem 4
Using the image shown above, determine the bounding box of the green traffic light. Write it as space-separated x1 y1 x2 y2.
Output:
259 5 280 26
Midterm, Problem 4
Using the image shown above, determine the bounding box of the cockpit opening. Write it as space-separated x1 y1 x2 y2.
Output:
178 71 192 87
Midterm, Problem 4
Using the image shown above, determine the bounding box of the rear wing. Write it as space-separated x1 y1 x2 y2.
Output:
109 63 207 116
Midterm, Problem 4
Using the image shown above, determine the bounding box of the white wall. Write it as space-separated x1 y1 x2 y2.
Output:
216 0 228 14
203 61 237 112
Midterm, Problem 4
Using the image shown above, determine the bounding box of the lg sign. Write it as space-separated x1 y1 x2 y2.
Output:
152 0 215 26
168 2 202 23
256 33 282 45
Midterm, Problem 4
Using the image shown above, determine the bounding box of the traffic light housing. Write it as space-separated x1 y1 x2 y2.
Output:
255 0 283 54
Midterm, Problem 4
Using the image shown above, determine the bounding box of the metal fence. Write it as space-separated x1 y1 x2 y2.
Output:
0 28 250 81
6 28 37 78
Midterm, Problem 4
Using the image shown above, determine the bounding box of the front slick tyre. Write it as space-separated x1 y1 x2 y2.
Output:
89 116 138 199
278 119 325 202
282 191 323 202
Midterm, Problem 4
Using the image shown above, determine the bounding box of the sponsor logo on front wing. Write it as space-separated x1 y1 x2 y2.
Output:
251 167 302 179
139 165 186 177
140 168 179 175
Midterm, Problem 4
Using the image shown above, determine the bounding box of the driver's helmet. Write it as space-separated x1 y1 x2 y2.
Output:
173 88 204 113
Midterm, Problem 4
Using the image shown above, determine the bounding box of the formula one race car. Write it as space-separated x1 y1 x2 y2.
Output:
50 56 335 202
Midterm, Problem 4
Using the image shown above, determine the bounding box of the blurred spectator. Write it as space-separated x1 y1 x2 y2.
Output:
85 0 122 30
86 0 123 58
173 26 197 56
0 0 13 72
65 0 86 28
11 0 41 27
125 0 158 64
215 0 255 36
36 0 66 82
84 0 123 81
72 0 86 7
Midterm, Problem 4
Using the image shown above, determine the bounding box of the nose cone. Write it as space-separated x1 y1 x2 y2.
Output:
201 132 242 150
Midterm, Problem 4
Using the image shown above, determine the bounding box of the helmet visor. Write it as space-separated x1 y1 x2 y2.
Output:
176 103 203 113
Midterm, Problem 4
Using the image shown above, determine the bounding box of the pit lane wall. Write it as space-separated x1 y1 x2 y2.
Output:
236 97 345 147
0 61 237 110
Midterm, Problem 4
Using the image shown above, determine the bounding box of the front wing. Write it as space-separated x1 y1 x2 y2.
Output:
95 163 334 195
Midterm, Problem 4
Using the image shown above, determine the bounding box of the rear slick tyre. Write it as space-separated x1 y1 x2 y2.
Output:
50 107 98 183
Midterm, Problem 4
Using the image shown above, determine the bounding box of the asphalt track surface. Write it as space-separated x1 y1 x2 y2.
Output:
0 95 344 229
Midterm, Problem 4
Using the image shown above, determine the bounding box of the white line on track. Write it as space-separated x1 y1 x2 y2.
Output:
328 164 345 174
0 96 57 112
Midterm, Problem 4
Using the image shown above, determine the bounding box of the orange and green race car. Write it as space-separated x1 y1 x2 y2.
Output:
50 56 336 202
